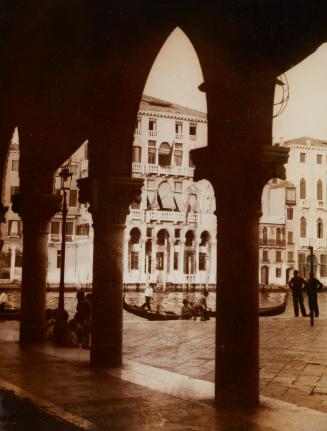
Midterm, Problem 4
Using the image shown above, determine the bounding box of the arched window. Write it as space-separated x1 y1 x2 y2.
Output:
158 181 175 210
317 179 323 201
262 227 268 245
200 231 210 246
300 178 306 199
185 230 195 247
300 217 306 238
128 228 141 270
317 218 323 238
157 229 169 246
158 142 171 166
276 227 282 245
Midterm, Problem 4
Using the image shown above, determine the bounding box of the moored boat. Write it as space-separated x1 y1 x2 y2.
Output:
0 307 20 321
123 293 288 320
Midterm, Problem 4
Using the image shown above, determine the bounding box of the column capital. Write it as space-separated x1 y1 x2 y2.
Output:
77 176 143 226
12 193 62 233
190 144 289 218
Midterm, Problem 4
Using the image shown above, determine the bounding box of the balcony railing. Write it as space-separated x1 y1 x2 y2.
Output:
134 129 141 135
188 213 200 223
146 210 184 223
259 239 286 247
175 134 183 140
189 135 197 141
148 130 157 137
129 209 145 221
132 162 194 177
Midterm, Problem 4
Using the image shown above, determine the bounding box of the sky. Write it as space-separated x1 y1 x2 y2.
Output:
144 27 327 141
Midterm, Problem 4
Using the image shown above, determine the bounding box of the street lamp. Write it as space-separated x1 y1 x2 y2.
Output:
56 163 72 321
308 246 314 276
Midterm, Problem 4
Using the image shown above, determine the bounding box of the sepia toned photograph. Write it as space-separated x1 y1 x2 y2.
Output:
0 2 326 430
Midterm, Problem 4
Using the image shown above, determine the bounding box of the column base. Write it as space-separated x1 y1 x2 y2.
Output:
215 385 259 409
90 345 122 368
19 324 45 344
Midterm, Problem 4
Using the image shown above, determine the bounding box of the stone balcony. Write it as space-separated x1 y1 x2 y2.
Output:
129 209 200 224
132 162 194 177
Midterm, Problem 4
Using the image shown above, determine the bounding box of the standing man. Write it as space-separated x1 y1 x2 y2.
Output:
305 272 323 318
141 284 154 311
288 270 307 317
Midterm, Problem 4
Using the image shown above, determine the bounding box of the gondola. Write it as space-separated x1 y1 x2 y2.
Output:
0 307 20 321
123 294 288 321
123 298 180 320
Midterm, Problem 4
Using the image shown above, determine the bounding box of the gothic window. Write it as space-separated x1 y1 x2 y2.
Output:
300 217 306 238
262 227 268 245
158 142 171 166
276 250 281 262
173 143 183 166
300 178 306 199
317 218 323 238
148 119 157 131
148 140 156 164
276 228 282 244
189 123 197 136
317 179 323 201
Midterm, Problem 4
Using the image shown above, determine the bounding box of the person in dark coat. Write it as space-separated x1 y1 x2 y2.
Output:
305 272 323 318
288 270 307 317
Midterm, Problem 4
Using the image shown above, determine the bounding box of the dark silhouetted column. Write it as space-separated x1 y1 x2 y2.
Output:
192 143 288 407
78 176 143 367
12 193 61 344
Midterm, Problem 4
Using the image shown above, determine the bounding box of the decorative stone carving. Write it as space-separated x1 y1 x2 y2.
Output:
12 193 62 234
77 176 143 226
190 144 289 218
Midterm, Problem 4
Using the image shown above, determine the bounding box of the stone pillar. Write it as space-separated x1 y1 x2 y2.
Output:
191 143 288 407
78 176 142 367
12 193 62 343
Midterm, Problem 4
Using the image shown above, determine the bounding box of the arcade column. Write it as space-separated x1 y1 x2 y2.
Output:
12 193 62 344
191 143 288 407
78 176 142 367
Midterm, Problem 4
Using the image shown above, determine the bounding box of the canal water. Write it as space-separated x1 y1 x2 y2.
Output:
5 290 288 320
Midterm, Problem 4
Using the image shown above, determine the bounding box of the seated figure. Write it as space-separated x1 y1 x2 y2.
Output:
181 299 193 320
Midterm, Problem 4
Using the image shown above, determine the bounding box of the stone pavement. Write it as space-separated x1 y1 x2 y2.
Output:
0 293 326 429
123 292 327 414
